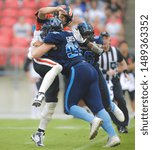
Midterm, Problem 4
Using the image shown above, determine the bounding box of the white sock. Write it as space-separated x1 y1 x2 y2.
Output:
39 118 50 131
38 103 57 130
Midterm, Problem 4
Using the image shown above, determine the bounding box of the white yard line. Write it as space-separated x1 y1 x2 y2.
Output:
0 126 83 130
0 127 36 130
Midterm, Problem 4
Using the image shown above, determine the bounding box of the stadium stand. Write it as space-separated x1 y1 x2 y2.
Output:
22 0 38 9
0 0 127 69
4 0 19 9
1 8 19 18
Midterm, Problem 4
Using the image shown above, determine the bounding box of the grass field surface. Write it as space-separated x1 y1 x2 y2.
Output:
0 118 135 150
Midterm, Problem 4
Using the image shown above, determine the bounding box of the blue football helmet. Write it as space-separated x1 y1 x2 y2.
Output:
77 22 94 42
40 18 63 39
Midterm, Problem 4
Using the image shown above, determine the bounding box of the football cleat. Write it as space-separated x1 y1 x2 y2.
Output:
89 117 103 140
112 103 125 122
31 131 45 146
104 136 120 147
32 92 45 107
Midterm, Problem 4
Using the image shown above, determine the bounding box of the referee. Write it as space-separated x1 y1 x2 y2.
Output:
99 32 129 133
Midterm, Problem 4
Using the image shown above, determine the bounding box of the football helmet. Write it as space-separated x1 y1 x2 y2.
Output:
77 22 94 42
40 18 63 39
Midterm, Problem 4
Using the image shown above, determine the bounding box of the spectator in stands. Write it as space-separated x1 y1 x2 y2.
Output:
105 12 124 46
92 16 105 36
72 0 86 19
13 16 32 39
105 0 125 19
86 0 106 24
52 0 66 6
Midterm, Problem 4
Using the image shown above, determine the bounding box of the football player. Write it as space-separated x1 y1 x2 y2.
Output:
31 18 120 148
73 22 124 122
30 5 73 106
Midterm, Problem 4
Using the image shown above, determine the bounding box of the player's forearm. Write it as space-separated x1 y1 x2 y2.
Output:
38 7 59 14
31 43 56 58
38 7 59 19
87 42 103 54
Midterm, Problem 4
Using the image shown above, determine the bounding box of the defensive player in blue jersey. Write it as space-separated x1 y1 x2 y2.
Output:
73 22 124 123
31 18 120 148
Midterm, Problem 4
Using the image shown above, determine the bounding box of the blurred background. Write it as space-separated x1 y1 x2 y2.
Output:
0 0 134 119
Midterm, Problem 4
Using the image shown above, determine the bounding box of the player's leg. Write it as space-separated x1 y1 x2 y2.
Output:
32 58 62 107
96 66 124 122
31 76 59 146
37 58 62 94
31 61 59 146
112 77 129 133
65 66 94 122
85 79 120 146
64 65 102 139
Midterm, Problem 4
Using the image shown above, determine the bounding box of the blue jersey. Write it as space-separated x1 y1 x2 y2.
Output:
80 36 103 65
43 31 86 75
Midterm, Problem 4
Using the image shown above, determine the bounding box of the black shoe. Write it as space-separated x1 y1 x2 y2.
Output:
118 126 128 134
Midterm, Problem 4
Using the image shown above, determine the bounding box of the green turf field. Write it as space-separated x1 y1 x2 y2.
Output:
0 118 135 150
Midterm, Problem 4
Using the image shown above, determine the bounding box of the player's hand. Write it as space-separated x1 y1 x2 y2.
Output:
57 5 67 15
72 28 86 43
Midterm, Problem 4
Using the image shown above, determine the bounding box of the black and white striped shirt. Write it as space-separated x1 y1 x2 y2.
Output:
99 46 124 80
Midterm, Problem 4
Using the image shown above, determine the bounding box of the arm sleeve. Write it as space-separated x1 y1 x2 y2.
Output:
117 48 124 62
44 32 62 44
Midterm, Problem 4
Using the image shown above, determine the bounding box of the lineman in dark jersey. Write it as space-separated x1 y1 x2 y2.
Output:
73 22 124 123
31 18 120 148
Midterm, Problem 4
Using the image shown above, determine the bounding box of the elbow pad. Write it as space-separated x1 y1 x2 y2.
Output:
90 43 103 54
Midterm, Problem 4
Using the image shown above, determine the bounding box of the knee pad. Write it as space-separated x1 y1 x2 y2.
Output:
41 102 57 120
